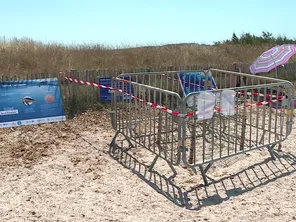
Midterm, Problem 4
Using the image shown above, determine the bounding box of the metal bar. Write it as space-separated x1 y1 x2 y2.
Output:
267 144 277 160
148 155 159 172
239 89 247 150
210 68 288 83
198 163 213 186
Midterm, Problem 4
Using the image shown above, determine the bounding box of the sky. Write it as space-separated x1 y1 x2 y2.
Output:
0 0 295 47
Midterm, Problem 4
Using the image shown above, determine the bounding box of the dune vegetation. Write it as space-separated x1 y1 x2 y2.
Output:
1 32 295 76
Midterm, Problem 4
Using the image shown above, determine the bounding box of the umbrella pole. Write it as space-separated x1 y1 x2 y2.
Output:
275 67 279 79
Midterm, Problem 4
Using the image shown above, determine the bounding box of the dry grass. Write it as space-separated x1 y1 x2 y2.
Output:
2 37 295 75
1 37 296 118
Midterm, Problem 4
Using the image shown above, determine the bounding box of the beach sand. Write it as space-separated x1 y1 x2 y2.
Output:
0 110 295 222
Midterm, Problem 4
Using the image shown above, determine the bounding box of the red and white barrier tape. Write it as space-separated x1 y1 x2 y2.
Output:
65 77 284 118
238 91 284 100
64 76 185 117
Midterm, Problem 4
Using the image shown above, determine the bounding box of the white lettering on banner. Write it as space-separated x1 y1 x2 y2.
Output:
0 109 19 115
1 84 27 87
0 116 66 128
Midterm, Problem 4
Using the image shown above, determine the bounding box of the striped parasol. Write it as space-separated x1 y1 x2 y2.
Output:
249 44 296 77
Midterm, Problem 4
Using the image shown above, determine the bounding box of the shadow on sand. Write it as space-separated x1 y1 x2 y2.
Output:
108 143 296 210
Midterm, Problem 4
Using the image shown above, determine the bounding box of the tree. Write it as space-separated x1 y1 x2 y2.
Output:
240 33 254 45
262 31 273 43
212 31 296 45
231 33 239 44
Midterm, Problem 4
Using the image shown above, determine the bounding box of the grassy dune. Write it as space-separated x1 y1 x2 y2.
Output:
2 37 295 75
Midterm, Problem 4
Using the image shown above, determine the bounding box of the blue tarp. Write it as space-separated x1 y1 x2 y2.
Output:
179 72 217 96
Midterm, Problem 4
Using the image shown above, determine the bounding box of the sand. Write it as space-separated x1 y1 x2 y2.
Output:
0 110 296 222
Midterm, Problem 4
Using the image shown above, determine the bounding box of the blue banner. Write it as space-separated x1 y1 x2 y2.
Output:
98 78 113 101
98 77 133 101
0 78 66 128
179 72 217 96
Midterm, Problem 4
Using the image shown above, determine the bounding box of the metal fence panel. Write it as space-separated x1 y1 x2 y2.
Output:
110 69 295 185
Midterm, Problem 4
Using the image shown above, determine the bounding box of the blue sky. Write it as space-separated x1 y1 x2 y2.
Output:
0 0 295 46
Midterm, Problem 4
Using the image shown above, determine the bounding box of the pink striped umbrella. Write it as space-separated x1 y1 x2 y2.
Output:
249 44 296 77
